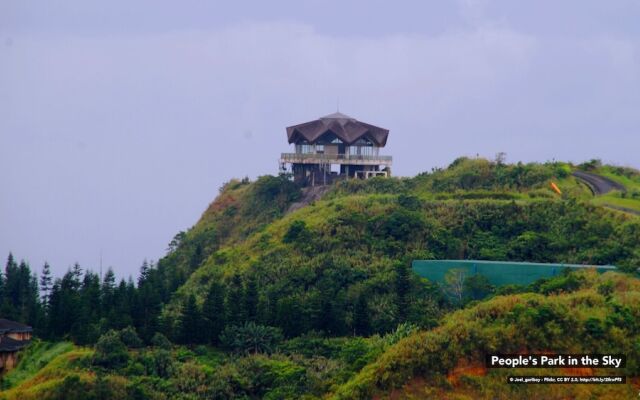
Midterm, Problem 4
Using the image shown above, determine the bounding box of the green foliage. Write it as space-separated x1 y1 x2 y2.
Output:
394 263 411 323
0 254 42 333
119 326 143 349
381 323 419 347
219 322 283 355
462 273 494 302
333 271 640 399
352 294 371 336
421 158 568 192
150 332 172 348
0 340 74 390
202 282 225 344
444 268 466 304
178 295 202 344
283 220 311 244
93 330 129 369
536 272 586 295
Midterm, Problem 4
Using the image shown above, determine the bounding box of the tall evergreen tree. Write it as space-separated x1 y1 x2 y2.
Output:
395 262 411 323
138 259 150 287
2 253 20 320
189 243 204 271
101 268 116 325
226 274 245 326
244 275 258 321
276 296 304 338
353 293 371 336
71 263 83 288
50 270 82 338
74 271 101 344
179 294 202 344
202 282 226 344
111 279 134 329
40 262 53 307
47 280 64 338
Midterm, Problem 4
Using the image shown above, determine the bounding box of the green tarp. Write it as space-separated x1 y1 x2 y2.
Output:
411 260 616 286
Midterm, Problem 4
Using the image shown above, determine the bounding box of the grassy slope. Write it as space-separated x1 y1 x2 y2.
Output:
592 166 640 213
332 270 640 399
0 346 93 400
0 341 74 390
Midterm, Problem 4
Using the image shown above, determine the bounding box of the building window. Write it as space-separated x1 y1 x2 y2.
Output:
348 146 374 156
316 144 324 153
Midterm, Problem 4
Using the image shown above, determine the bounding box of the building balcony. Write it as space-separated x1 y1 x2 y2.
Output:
280 152 392 166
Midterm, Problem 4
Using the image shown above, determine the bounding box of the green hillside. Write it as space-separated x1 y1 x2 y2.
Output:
3 157 640 399
162 158 639 338
333 270 640 399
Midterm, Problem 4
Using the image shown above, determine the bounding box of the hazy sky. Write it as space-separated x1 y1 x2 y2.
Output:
1 1 639 279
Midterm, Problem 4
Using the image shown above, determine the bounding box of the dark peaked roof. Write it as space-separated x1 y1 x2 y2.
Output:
0 319 32 333
286 112 389 146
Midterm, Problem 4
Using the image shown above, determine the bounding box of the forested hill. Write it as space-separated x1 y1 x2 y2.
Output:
159 157 640 338
2 157 640 400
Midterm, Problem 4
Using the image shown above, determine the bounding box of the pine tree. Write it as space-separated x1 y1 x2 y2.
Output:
276 296 304 338
353 293 371 336
189 243 203 271
395 262 411 323
202 282 226 344
47 280 63 338
244 275 258 321
2 254 20 320
54 270 82 338
40 262 53 306
71 263 83 289
0 264 4 311
138 260 150 287
179 294 202 344
112 279 134 329
101 268 116 323
226 275 245 326
135 269 161 343
314 287 340 335
75 271 102 344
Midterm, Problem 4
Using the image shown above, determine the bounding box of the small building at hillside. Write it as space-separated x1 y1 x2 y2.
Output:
0 319 32 371
280 112 392 186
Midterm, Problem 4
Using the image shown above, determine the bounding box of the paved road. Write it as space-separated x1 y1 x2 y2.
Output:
572 171 626 195
572 171 639 216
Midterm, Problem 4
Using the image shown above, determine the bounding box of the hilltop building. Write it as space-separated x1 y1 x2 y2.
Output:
0 319 32 371
280 112 392 186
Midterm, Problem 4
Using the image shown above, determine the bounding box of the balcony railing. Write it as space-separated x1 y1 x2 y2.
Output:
280 152 392 164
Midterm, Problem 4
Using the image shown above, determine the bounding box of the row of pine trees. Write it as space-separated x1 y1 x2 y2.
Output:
1 251 413 346
1 253 164 344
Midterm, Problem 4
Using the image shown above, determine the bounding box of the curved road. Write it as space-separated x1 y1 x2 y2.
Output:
572 170 639 216
572 171 626 195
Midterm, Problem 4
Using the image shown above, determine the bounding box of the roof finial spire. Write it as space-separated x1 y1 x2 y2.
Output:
337 97 340 112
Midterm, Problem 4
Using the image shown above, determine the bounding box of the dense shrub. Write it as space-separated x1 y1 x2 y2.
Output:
119 326 143 349
93 330 129 369
220 323 284 354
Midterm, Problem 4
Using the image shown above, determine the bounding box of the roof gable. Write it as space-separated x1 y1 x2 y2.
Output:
286 112 389 146
0 319 33 333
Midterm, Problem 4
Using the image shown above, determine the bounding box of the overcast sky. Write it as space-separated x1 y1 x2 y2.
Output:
1 1 639 279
